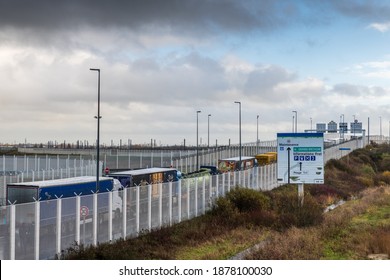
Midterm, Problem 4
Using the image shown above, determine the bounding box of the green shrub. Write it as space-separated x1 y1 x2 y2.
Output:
361 164 375 178
212 196 239 220
225 187 270 213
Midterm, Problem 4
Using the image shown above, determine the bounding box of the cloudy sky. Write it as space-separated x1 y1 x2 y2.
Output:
1 0 390 146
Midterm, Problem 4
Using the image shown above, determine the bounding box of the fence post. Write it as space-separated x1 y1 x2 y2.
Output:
215 174 219 198
10 204 15 260
227 172 231 192
136 186 140 236
202 177 206 215
75 195 80 245
159 183 163 228
56 197 62 258
187 179 190 220
148 184 152 231
195 179 198 217
178 180 182 223
122 187 127 239
108 191 113 242
93 192 97 246
169 181 172 226
34 200 40 260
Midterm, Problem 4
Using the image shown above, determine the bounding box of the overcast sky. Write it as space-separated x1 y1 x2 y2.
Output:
1 0 390 146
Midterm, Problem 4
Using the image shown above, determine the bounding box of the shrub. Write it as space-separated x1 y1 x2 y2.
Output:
378 171 390 185
225 187 270 213
211 196 240 221
270 190 323 229
325 158 354 174
357 176 374 188
361 164 375 178
379 154 390 171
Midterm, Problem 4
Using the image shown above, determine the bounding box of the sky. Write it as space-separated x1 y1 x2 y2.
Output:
1 0 390 147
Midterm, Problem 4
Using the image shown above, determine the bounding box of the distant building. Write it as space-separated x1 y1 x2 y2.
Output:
339 122 348 133
328 121 338 133
351 119 363 134
316 123 326 133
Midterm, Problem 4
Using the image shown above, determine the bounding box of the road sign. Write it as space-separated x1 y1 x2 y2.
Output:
80 206 89 218
277 132 324 184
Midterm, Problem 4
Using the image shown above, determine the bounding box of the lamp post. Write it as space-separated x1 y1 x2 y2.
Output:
196 110 201 170
310 117 312 132
90 68 101 192
256 115 259 154
292 110 297 133
292 115 294 133
380 116 382 141
234 101 242 170
208 114 211 148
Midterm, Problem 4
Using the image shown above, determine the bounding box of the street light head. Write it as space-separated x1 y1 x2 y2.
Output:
197 110 201 113
90 68 100 72
234 101 240 104
208 114 211 117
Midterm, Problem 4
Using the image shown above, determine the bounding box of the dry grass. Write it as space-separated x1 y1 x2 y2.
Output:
246 185 390 260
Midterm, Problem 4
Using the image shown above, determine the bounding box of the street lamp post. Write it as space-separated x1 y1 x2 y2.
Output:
208 114 211 148
196 110 201 170
90 68 101 192
256 115 259 154
292 110 297 133
234 101 242 170
310 117 312 132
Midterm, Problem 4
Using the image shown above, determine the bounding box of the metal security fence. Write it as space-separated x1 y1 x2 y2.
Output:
0 164 277 260
0 142 277 205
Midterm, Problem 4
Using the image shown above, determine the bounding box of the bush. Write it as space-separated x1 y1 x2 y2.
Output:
361 164 375 178
325 158 354 174
270 190 323 229
225 187 270 213
378 171 390 185
212 196 240 221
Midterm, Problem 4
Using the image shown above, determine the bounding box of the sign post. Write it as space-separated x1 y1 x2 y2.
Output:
277 133 324 206
80 206 89 244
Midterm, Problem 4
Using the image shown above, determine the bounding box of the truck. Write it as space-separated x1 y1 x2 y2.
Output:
255 152 277 166
217 156 257 172
6 176 124 240
6 176 120 205
107 167 179 188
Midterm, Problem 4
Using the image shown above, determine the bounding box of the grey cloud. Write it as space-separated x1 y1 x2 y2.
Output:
331 0 390 21
244 65 296 100
98 52 228 107
0 0 289 35
332 83 387 97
